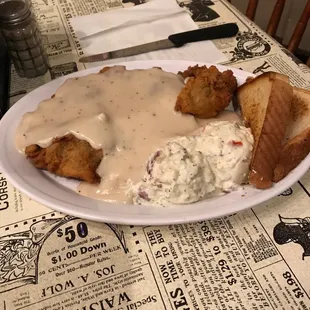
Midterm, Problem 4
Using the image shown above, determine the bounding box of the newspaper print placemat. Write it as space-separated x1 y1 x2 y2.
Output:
1 0 310 309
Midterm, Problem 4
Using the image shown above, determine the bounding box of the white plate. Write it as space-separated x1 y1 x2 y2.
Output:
0 60 309 225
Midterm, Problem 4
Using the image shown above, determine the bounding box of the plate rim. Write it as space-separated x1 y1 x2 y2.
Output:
0 59 309 225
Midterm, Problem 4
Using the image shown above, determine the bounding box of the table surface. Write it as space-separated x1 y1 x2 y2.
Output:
1 1 310 309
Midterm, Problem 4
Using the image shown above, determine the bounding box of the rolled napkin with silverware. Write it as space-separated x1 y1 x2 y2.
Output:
70 0 233 64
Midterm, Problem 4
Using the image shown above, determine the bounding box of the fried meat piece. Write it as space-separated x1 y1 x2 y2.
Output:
99 66 112 74
25 134 103 184
175 65 237 118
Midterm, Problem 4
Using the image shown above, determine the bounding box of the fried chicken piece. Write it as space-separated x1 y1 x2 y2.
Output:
175 65 237 118
25 134 103 184
99 66 112 74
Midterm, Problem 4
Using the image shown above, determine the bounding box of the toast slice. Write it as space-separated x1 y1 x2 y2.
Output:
237 72 293 189
273 87 310 182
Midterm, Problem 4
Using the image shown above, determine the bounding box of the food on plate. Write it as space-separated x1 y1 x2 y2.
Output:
15 63 309 207
25 134 103 184
237 72 293 189
273 87 310 182
175 65 237 118
15 64 246 205
18 65 230 203
133 121 253 206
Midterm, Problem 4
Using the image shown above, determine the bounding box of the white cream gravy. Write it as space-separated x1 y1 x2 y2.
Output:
15 66 240 203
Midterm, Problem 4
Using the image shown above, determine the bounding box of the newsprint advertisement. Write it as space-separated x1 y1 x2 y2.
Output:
1 174 310 309
2 0 310 309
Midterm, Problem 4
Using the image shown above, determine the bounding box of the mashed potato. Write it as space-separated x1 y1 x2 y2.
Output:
133 121 254 206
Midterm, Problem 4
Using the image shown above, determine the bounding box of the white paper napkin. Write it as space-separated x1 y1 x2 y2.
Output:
71 0 227 65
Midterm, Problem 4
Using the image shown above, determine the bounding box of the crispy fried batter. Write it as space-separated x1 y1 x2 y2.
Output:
99 66 112 74
175 65 237 118
25 134 103 184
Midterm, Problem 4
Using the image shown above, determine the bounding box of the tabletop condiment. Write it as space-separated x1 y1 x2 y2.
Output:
0 0 49 78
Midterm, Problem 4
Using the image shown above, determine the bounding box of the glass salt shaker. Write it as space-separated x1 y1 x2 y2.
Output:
0 0 49 78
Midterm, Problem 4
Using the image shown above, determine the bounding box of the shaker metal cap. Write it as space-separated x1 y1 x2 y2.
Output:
0 0 30 23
